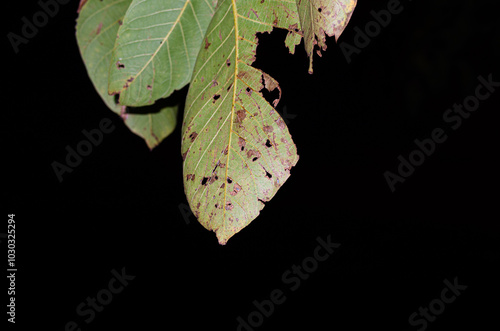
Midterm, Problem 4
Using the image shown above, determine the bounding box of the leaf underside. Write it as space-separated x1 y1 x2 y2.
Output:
108 0 217 107
181 0 303 245
76 0 179 149
77 0 358 244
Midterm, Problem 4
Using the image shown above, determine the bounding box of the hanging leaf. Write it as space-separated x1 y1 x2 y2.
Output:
108 0 217 107
76 0 178 149
296 0 357 73
181 0 302 245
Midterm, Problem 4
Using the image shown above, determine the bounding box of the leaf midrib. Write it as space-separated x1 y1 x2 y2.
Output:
222 0 240 228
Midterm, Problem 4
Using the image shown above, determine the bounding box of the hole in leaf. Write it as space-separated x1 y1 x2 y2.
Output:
261 85 280 106
265 139 272 148
201 177 209 186
189 132 198 142
265 171 272 179
252 157 258 162
227 177 233 184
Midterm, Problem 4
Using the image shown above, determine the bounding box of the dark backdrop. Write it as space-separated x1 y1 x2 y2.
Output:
4 0 499 330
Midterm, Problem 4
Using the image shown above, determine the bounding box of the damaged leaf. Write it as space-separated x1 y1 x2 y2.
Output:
108 0 216 106
76 0 178 149
181 0 301 245
296 0 357 73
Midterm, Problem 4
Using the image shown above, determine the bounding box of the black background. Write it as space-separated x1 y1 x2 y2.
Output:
3 0 499 330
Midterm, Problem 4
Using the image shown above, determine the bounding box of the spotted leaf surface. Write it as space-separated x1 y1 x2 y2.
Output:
181 0 301 245
296 0 357 73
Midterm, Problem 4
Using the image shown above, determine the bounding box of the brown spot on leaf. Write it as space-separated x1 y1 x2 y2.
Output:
290 23 299 32
225 202 234 211
182 151 188 161
276 117 286 130
116 61 125 69
263 125 273 133
77 0 88 13
186 174 195 181
189 132 198 142
238 137 246 151
204 37 211 49
237 71 251 80
230 183 242 196
247 149 261 161
235 109 246 123
95 22 103 35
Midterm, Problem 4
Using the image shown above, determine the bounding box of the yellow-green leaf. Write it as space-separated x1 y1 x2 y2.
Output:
181 0 301 245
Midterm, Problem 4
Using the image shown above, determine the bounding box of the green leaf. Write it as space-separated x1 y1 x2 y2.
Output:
296 0 357 73
76 0 178 149
108 0 217 107
181 0 301 245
